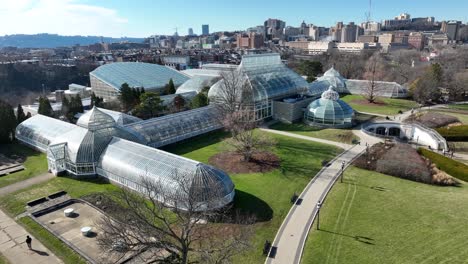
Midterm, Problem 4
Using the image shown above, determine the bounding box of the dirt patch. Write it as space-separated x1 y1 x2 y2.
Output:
405 112 460 128
209 152 280 174
350 99 387 107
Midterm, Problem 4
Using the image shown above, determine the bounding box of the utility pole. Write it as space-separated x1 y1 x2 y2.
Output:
340 161 345 183
316 201 322 230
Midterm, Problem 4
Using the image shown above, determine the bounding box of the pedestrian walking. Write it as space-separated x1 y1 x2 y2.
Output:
26 235 32 250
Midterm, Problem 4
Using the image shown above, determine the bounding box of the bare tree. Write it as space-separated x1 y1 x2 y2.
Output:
363 53 386 103
391 50 421 84
213 69 276 162
97 172 254 264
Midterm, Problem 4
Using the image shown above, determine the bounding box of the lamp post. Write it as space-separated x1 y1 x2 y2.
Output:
316 200 322 230
340 161 345 183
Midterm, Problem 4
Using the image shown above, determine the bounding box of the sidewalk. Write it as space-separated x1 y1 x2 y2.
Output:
0 173 54 197
0 209 63 264
265 145 365 264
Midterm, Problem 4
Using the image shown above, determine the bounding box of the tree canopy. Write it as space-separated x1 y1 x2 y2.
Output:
297 60 323 83
165 78 176 94
134 92 165 119
16 104 27 124
0 100 17 143
38 97 54 117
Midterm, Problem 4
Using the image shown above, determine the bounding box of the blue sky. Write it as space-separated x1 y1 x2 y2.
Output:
0 0 467 37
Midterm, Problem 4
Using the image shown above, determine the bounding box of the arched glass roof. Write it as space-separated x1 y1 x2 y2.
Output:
90 62 189 90
208 53 308 103
125 106 222 148
97 138 235 210
16 115 77 151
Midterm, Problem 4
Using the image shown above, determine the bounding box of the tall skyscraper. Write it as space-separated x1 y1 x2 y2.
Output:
188 28 194 36
202 25 209 35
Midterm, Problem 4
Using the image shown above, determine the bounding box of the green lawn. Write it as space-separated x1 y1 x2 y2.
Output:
448 104 468 111
269 122 359 144
302 166 468 264
1 177 119 216
341 95 418 116
0 143 47 189
165 131 342 263
0 253 8 264
2 131 341 264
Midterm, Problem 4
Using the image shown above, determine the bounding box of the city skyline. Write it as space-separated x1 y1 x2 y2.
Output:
0 0 467 37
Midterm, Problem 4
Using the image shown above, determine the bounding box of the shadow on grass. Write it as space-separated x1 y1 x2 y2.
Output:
233 190 273 222
162 130 229 155
0 142 42 163
320 229 375 245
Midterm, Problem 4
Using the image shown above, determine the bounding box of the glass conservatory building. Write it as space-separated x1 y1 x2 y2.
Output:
305 86 355 128
90 62 190 100
208 53 309 121
16 107 234 210
310 67 408 98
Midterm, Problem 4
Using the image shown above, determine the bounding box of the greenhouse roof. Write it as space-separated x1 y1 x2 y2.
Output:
126 106 221 148
240 53 309 101
15 115 77 151
345 79 408 98
176 75 220 94
97 137 235 210
90 62 190 91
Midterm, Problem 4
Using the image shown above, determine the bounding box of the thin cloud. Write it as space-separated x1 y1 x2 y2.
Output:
0 0 128 37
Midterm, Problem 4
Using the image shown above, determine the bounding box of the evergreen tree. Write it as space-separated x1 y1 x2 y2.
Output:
119 83 135 111
166 79 176 94
173 95 186 111
62 96 71 120
0 101 17 143
190 93 209 109
91 93 104 108
16 104 26 124
134 92 165 119
430 63 443 85
38 97 54 117
297 60 323 83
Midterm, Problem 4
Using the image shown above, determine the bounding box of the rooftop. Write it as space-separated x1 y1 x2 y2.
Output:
90 62 190 91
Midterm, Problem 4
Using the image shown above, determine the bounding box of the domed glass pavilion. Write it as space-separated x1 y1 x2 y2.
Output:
304 86 355 128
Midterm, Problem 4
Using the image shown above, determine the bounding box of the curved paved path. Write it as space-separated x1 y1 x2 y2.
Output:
261 128 367 264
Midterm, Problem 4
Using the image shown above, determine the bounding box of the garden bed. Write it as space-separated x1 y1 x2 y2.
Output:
209 151 280 174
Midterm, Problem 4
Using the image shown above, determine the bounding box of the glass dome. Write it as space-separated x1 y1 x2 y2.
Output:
304 86 354 128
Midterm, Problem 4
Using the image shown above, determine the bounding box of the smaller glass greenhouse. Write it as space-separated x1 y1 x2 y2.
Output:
304 86 355 128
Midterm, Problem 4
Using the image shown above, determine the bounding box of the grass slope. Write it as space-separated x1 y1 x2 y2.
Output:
166 131 342 263
432 110 468 125
0 143 47 189
341 95 418 116
448 104 468 111
1 177 119 216
0 253 8 264
302 166 468 264
419 148 468 182
269 123 359 144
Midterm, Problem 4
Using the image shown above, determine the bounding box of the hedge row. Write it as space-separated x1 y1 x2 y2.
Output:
436 125 468 141
418 148 468 182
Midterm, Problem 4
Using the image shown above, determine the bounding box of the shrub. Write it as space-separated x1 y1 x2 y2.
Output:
429 163 458 186
376 144 432 183
418 148 468 182
436 125 468 141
